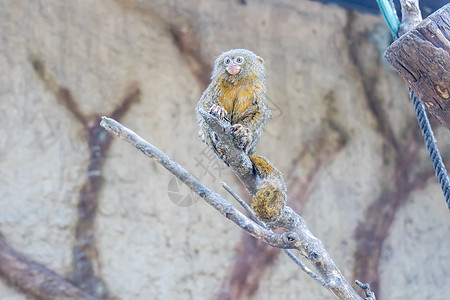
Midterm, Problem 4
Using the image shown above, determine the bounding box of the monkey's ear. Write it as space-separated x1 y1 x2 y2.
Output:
256 56 264 64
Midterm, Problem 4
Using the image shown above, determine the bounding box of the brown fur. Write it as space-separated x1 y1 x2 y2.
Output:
196 49 270 154
249 156 287 222
196 49 285 222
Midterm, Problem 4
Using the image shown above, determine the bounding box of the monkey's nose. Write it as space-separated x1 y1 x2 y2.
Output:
226 64 241 75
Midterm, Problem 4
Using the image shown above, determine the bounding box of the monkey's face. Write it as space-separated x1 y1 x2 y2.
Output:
223 55 244 75
212 49 265 85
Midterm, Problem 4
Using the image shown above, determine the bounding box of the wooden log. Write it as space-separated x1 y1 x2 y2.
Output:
384 4 450 129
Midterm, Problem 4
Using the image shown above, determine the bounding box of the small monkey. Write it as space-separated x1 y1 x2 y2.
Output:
196 49 286 222
196 48 270 154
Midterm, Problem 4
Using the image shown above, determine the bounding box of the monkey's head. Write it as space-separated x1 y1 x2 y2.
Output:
212 49 265 85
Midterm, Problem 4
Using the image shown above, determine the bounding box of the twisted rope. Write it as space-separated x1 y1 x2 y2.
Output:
410 88 450 208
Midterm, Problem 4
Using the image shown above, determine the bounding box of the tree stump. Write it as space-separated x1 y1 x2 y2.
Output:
384 4 450 129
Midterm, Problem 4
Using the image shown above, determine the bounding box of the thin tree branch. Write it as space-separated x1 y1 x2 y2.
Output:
100 117 292 249
398 0 422 36
198 111 370 299
355 280 376 300
222 182 327 287
222 182 259 222
100 116 372 300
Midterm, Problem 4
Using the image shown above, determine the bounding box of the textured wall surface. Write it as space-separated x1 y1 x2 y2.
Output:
0 1 449 299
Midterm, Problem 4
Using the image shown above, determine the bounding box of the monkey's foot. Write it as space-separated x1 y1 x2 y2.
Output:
232 124 252 153
209 104 228 121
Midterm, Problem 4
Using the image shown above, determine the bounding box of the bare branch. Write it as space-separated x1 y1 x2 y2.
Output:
355 280 376 300
222 182 259 222
100 116 370 299
222 182 327 287
199 111 367 298
398 0 422 36
199 110 258 194
100 117 293 249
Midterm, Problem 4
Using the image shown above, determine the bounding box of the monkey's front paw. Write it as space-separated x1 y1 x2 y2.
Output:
209 104 228 121
232 124 252 153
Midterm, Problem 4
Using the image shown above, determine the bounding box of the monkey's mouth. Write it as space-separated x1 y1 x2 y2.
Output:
226 64 241 75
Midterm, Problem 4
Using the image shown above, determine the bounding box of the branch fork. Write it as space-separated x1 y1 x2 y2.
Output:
100 113 374 300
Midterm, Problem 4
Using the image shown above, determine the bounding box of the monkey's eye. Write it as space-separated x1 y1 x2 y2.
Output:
236 56 244 64
224 57 231 65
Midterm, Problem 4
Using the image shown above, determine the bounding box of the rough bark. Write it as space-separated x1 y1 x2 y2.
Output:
384 4 450 129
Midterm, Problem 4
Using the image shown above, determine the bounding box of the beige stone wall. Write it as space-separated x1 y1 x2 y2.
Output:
0 0 449 299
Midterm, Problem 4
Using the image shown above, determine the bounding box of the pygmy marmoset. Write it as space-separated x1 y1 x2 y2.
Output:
196 48 270 155
196 49 286 222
